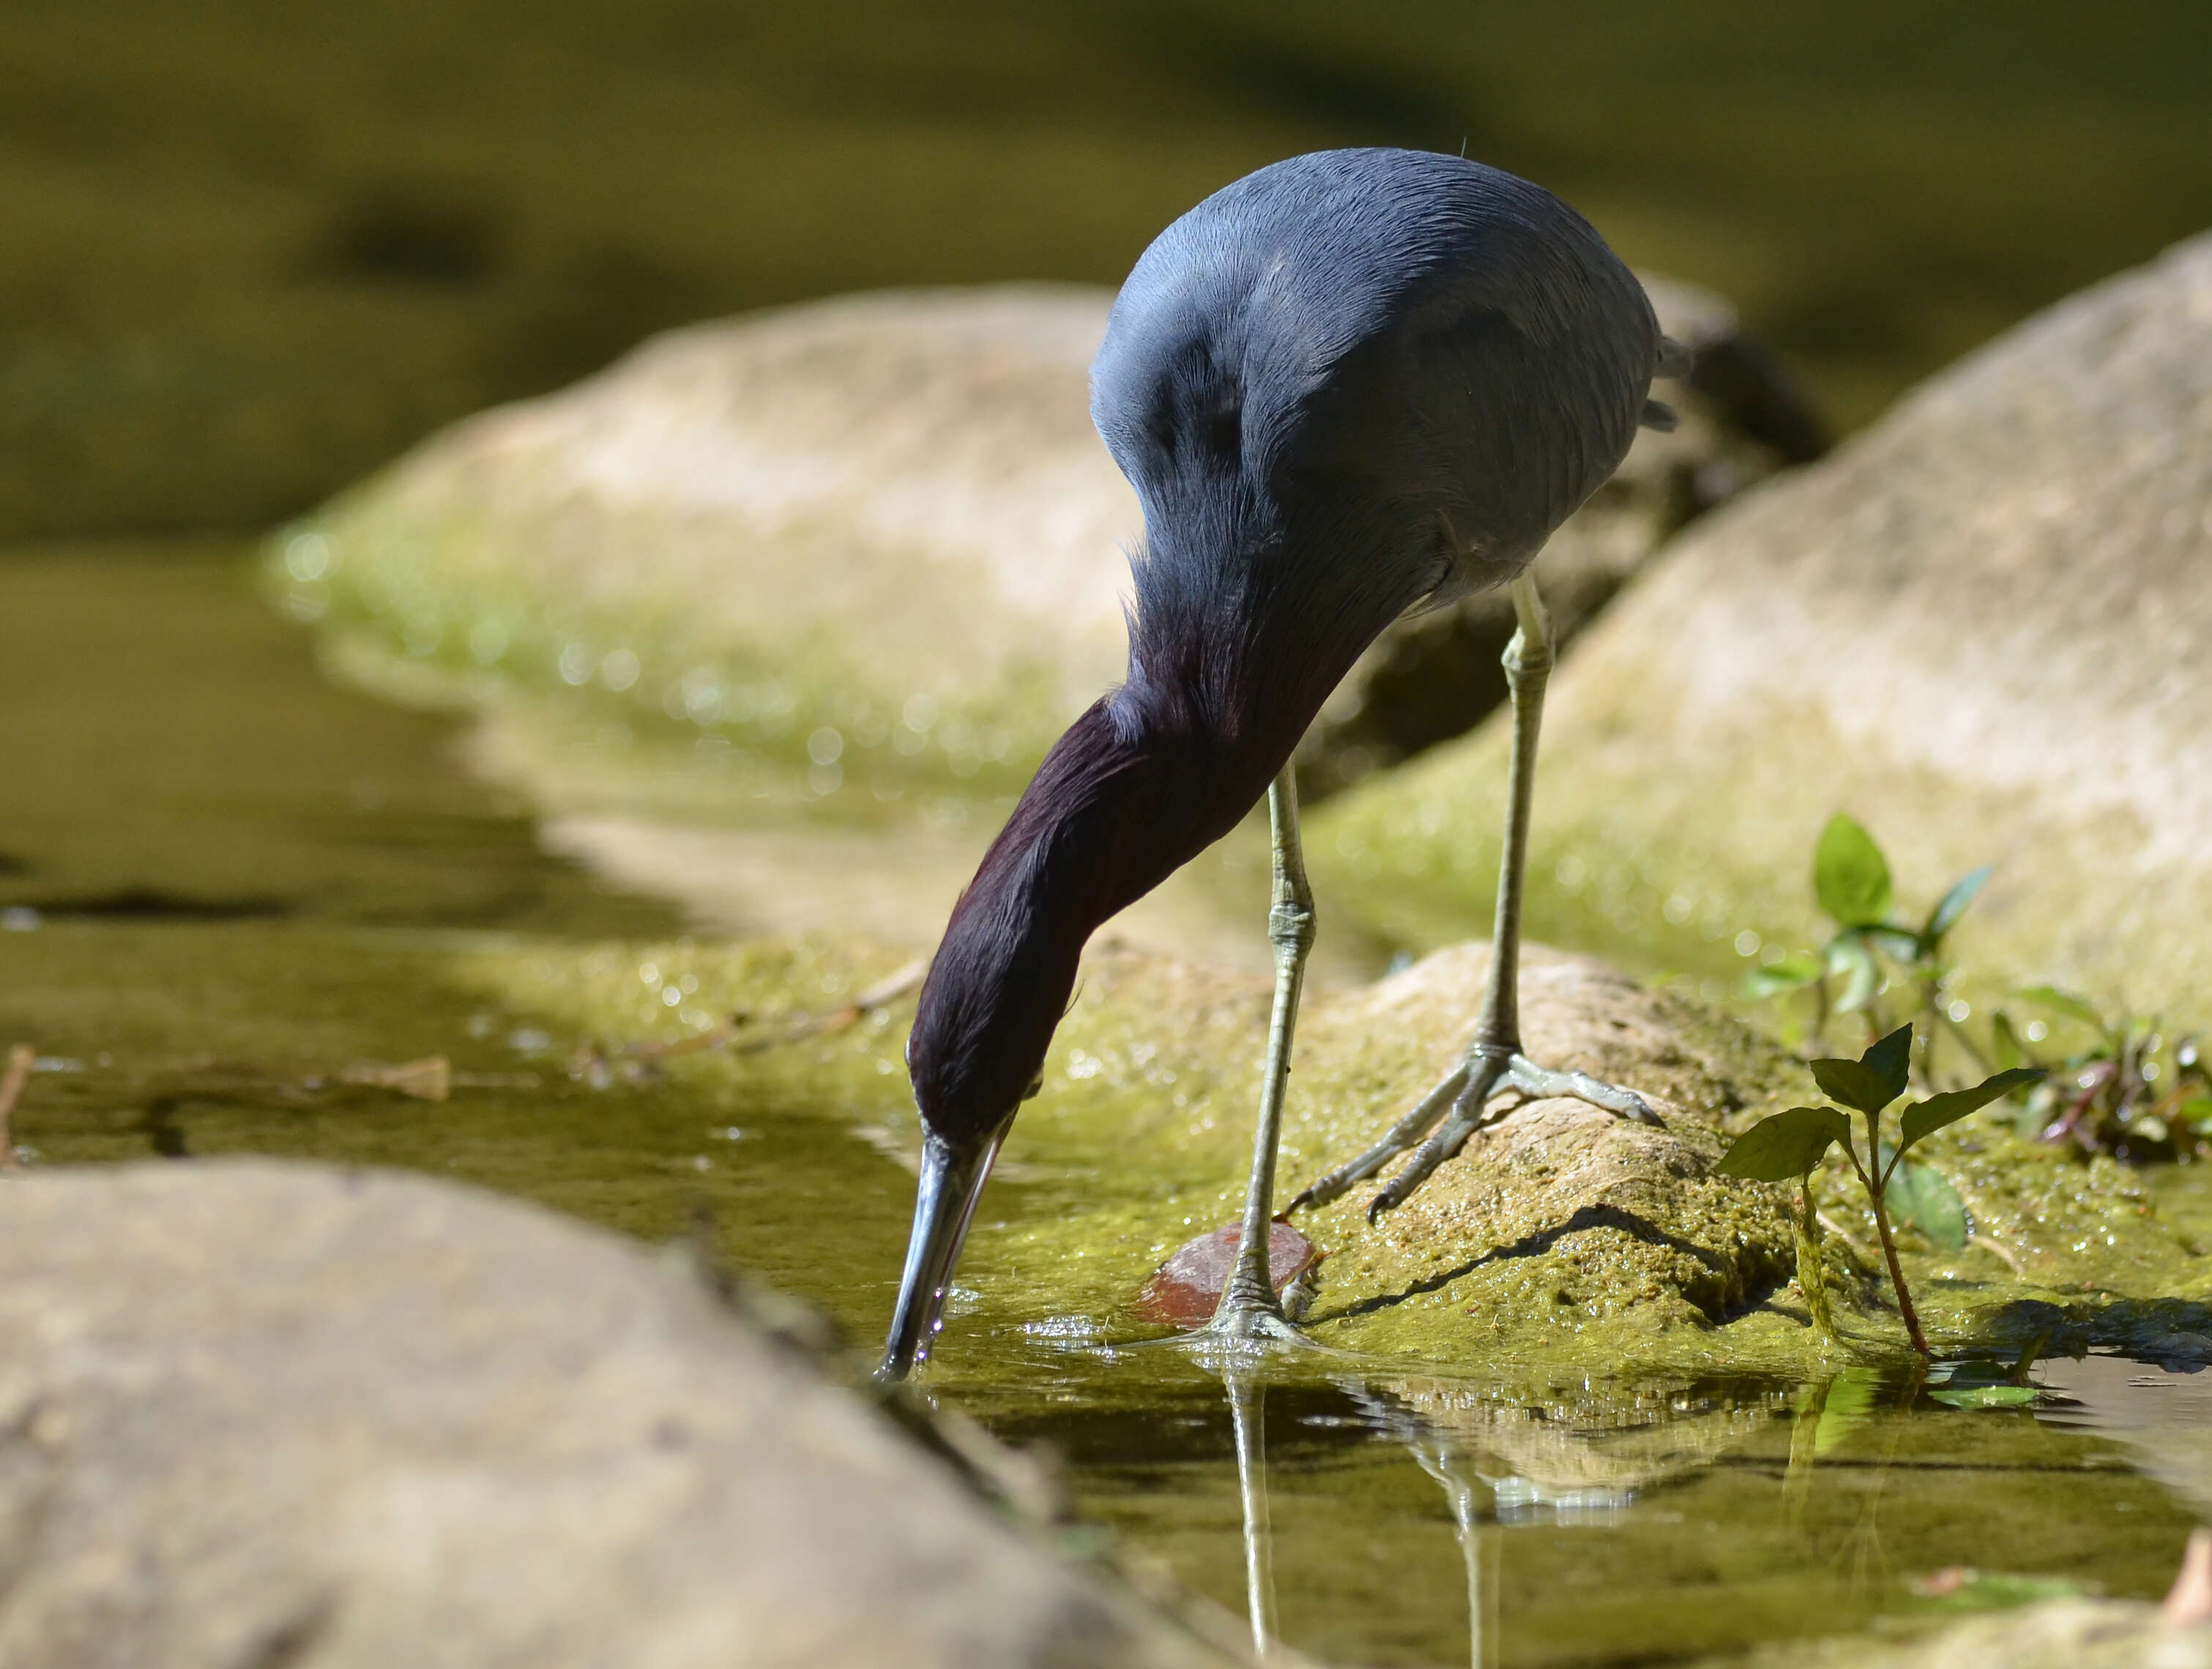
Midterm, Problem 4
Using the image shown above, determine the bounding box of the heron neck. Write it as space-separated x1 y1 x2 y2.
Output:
954 691 1245 960
909 542 1398 1134
909 686 1286 1133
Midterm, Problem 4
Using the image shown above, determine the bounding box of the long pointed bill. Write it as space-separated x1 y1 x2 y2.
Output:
876 1124 1009 1381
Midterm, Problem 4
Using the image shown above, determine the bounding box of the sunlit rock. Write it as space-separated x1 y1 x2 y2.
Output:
466 932 2211 1372
473 928 2212 1369
272 278 1808 814
1316 230 2212 1018
0 1160 1235 1668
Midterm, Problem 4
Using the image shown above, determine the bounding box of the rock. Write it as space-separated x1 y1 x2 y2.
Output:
470 932 1814 1367
274 278 1812 813
466 930 2208 1369
1316 231 2212 1018
0 1160 1238 1669
1265 941 1800 1359
1133 1221 1320 1328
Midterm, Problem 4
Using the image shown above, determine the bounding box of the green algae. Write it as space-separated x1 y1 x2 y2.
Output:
439 925 2212 1384
1311 712 1798 987
266 506 1061 813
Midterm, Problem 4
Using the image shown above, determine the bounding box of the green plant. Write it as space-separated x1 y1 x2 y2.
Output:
1748 813 1990 1083
1750 814 2212 1162
1717 1023 2040 1356
1993 989 2212 1161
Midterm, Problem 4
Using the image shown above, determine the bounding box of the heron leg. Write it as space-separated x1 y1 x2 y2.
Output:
1207 760 1315 1340
1289 572 1660 1223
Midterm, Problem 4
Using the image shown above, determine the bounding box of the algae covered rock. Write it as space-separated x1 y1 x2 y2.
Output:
1317 230 2212 1019
1271 943 1798 1357
269 278 1809 810
0 1160 1235 1669
464 930 2211 1373
472 931 1807 1367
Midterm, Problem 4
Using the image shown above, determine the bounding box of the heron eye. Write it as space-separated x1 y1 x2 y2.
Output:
1021 1075 1043 1102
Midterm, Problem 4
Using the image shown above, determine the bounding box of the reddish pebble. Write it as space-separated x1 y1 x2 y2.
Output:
1133 1220 1320 1328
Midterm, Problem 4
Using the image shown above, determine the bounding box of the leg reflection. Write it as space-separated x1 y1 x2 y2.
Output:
1225 1367 1279 1662
1407 1438 1500 1669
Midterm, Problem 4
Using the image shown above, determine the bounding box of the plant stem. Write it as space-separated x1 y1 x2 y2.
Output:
1850 1110 1930 1356
1916 966 1939 1084
1795 1181 1836 1342
1867 1190 1928 1355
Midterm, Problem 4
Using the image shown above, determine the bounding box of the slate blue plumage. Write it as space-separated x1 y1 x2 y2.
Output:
882 149 1670 1378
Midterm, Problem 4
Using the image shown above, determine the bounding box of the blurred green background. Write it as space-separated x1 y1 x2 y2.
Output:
4 0 2209 543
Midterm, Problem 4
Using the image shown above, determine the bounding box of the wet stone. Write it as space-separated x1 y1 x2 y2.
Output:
1133 1220 1320 1329
458 930 2212 1374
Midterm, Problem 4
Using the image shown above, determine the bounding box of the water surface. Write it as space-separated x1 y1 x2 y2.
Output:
4 545 2205 1666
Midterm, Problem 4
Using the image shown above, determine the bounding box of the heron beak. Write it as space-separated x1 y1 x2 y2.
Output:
876 1121 1010 1381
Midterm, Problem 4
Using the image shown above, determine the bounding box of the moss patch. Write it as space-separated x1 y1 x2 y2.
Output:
450 930 2212 1375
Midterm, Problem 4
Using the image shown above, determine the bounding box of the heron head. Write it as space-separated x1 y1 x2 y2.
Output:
876 860 1071 1381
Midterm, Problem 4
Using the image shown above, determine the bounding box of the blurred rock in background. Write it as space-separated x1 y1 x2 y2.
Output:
4 1 2209 546
1317 229 2212 1015
280 274 1814 811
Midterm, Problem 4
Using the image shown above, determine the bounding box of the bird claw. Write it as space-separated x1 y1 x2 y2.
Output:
1291 1049 1660 1223
1500 1055 1662 1127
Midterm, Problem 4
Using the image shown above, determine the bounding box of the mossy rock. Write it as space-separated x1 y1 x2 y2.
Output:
1314 231 2212 1023
266 279 1803 821
455 933 2212 1375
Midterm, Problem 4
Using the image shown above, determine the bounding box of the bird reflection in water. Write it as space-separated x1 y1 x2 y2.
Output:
1213 1370 1778 1666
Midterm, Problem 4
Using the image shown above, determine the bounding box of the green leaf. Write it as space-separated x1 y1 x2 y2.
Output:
1826 934 1881 1015
1925 865 1993 942
1813 1058 1901 1115
1814 814 1893 927
1863 1023 1915 1098
1990 1010 2026 1072
2017 985 2103 1028
1898 1068 2046 1152
1716 1106 1853 1180
1927 1384 2038 1409
1865 926 1926 964
1886 1158 1968 1250
1744 954 1822 998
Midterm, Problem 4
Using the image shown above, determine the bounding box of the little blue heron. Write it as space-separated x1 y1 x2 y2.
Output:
881 148 1679 1378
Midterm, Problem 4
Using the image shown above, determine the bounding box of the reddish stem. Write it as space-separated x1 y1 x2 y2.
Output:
1868 1183 1930 1356
1853 1109 1931 1358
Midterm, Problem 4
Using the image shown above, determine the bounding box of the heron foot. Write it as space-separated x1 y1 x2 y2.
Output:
1287 1048 1661 1222
1184 1300 1330 1371
1197 1302 1303 1344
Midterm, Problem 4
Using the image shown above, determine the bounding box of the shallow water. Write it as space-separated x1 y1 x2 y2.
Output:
4 545 2207 1665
